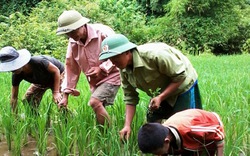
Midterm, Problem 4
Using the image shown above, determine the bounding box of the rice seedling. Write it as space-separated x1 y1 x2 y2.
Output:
75 106 94 155
34 103 51 155
52 108 76 156
1 106 13 151
12 118 28 156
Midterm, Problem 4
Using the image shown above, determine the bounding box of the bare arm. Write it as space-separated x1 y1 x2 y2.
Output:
216 141 224 156
119 104 136 140
11 86 19 113
47 62 61 104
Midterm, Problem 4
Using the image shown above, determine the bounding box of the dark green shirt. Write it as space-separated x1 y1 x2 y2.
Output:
121 43 198 106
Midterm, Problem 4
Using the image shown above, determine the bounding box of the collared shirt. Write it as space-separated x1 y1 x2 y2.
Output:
121 43 197 106
62 24 120 94
163 109 225 153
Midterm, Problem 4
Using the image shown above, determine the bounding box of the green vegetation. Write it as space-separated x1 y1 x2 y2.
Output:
0 0 249 59
0 54 249 155
0 0 249 155
0 0 41 16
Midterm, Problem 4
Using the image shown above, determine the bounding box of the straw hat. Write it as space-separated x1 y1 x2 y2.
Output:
0 46 31 72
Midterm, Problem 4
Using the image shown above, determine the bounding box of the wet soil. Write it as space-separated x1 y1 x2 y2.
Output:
0 135 57 156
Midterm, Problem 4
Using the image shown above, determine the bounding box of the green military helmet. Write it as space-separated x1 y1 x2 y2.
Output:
99 34 137 60
56 10 90 35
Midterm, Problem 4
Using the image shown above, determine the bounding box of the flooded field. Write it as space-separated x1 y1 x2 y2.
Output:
0 135 57 156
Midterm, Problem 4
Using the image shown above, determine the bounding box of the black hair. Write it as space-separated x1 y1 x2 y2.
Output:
137 123 169 153
129 48 138 54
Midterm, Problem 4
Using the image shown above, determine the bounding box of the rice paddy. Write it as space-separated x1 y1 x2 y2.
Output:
0 54 249 155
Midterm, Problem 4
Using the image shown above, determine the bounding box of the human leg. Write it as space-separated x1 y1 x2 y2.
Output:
22 84 47 115
89 97 110 125
89 83 119 126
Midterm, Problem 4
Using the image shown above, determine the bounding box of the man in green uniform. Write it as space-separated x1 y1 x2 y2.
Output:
99 34 202 140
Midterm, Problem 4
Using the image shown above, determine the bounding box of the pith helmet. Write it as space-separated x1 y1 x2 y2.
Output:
56 10 90 35
99 34 137 60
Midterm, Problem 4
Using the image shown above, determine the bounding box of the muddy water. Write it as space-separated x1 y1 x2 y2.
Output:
0 135 57 156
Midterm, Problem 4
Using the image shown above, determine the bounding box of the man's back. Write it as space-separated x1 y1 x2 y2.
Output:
163 109 225 153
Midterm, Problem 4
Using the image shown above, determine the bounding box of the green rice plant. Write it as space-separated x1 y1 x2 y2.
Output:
109 89 126 125
189 54 250 155
34 104 50 156
22 102 39 138
0 73 13 150
52 108 76 156
76 124 92 155
83 126 99 155
12 117 28 156
35 116 48 155
1 106 13 151
75 105 94 155
0 54 249 155
101 126 122 155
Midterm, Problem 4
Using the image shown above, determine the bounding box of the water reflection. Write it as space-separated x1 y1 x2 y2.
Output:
0 135 57 156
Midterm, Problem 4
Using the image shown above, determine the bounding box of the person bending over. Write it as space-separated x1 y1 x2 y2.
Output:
56 10 120 126
99 34 202 140
138 109 225 156
0 46 64 114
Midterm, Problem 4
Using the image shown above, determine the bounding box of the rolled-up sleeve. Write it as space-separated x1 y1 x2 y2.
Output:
121 71 139 105
61 42 81 96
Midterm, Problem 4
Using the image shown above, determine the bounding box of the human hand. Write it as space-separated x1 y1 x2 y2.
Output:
149 96 161 111
53 92 62 104
119 126 131 142
86 67 101 79
57 96 68 109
